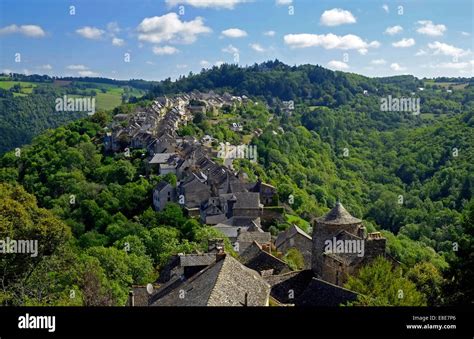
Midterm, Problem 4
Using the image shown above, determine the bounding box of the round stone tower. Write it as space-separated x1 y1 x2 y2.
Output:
311 202 364 278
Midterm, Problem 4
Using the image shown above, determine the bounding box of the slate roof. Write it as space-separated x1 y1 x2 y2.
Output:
265 270 359 306
237 230 271 244
275 225 312 248
149 152 177 164
154 181 171 192
316 202 362 225
151 254 270 306
240 241 291 275
179 253 217 267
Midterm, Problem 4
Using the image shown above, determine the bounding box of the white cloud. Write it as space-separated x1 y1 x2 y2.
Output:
415 49 427 56
276 0 293 5
283 33 379 54
200 60 211 67
461 31 470 36
427 41 470 57
215 61 225 67
107 22 121 34
137 13 211 44
320 8 356 27
176 64 188 69
371 59 386 65
222 44 239 54
153 45 179 55
78 70 99 77
66 64 88 70
392 38 415 48
2 69 13 74
221 28 247 38
384 25 403 35
39 64 52 70
382 4 389 13
390 63 406 71
112 37 125 46
264 30 276 37
166 0 247 9
0 24 46 37
250 43 265 52
146 61 155 65
416 20 446 37
76 26 105 40
327 60 349 70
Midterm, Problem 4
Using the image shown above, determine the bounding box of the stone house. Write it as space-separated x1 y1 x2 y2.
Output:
275 224 312 269
152 181 176 211
129 254 270 306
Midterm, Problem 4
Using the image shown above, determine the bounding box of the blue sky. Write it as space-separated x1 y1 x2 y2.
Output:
0 0 472 80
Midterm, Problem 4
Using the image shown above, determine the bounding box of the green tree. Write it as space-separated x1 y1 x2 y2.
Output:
344 257 427 306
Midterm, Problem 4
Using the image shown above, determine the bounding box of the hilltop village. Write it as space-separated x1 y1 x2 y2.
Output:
104 92 393 306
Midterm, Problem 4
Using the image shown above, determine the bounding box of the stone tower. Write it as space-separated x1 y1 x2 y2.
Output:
311 202 367 284
311 202 388 286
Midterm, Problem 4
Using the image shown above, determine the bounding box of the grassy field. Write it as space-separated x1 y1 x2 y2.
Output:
0 79 145 110
96 91 123 110
423 80 468 90
0 81 37 94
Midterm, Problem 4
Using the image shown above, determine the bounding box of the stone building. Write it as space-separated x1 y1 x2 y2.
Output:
311 202 387 286
152 181 176 211
275 225 312 269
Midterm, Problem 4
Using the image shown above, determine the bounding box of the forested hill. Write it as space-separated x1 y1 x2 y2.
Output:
148 60 425 105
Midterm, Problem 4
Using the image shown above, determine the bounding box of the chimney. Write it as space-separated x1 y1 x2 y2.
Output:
129 290 135 307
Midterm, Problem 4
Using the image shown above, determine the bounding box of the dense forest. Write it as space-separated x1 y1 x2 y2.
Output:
0 61 472 306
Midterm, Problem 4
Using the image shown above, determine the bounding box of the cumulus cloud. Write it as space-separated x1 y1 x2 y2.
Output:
221 28 247 38
382 4 389 13
249 43 265 52
392 38 415 48
415 49 427 56
76 26 105 39
0 24 45 37
461 31 470 36
427 41 470 57
222 44 239 54
384 25 403 35
327 60 349 70
112 37 125 46
153 45 179 55
390 63 406 71
416 20 446 37
264 30 276 37
215 60 225 67
137 13 211 44
200 60 211 67
107 22 121 34
39 64 52 70
283 33 379 54
320 8 356 26
371 59 386 65
166 0 247 9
